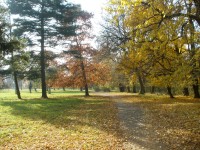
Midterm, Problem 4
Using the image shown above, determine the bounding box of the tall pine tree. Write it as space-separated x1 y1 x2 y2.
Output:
0 4 25 99
8 0 87 98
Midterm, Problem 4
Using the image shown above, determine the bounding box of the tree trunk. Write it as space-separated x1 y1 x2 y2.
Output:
21 80 23 90
40 3 48 99
29 82 32 93
119 83 125 92
13 71 21 99
188 7 200 98
193 79 200 98
80 87 83 91
183 87 189 96
151 86 155 94
48 87 51 94
167 86 174 98
11 49 21 99
127 86 130 93
80 60 89 96
132 84 137 93
137 72 145 94
193 0 200 26
193 85 200 98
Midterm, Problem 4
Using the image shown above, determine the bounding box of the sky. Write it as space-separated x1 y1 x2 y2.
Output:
68 0 108 34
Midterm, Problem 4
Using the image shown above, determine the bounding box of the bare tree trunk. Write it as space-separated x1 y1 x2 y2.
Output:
193 79 200 98
188 4 200 98
127 86 130 93
40 2 48 99
183 87 189 96
80 60 89 96
132 84 137 93
11 48 21 99
14 71 21 99
151 86 155 94
167 86 174 99
137 72 145 94
193 0 200 26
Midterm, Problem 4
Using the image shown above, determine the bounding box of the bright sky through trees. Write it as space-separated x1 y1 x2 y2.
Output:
68 0 107 34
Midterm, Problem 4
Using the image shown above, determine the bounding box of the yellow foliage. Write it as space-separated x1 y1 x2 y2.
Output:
105 0 200 90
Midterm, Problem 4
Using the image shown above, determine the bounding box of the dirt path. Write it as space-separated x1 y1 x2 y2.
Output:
99 93 164 150
115 98 163 150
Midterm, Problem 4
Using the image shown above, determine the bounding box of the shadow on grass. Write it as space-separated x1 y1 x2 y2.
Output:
0 95 121 138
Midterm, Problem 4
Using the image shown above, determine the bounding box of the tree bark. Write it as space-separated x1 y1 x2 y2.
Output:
167 86 174 98
137 72 145 94
29 82 32 93
119 83 125 92
13 71 21 99
193 79 200 98
151 86 155 94
11 49 21 99
187 4 200 98
193 0 200 26
127 86 130 93
132 84 137 93
80 60 89 96
40 2 48 99
183 87 189 96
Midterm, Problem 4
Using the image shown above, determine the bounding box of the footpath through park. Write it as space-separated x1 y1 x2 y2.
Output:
100 93 164 150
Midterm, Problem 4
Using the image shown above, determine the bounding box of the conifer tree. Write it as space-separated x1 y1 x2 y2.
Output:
8 0 86 98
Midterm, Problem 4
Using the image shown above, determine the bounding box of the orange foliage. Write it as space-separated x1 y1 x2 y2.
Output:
52 59 111 88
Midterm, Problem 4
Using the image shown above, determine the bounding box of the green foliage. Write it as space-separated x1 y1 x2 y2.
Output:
8 0 91 98
8 0 87 44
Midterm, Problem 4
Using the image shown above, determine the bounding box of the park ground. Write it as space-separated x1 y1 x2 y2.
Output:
0 89 200 149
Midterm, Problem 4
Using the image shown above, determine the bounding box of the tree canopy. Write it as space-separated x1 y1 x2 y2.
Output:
8 0 92 98
99 0 200 98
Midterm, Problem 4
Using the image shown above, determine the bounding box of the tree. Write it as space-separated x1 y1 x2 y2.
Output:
0 4 26 99
52 13 111 95
8 0 88 98
98 13 136 93
46 67 58 94
26 51 41 81
105 0 200 98
53 57 111 94
60 11 93 96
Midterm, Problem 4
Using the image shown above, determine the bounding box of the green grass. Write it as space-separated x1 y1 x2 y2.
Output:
0 88 86 100
1 90 200 149
0 89 123 149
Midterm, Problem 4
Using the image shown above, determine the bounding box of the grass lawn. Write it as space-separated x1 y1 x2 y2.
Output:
1 90 200 149
0 89 123 149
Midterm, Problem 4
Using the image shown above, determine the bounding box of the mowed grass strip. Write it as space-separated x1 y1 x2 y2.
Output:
0 90 123 149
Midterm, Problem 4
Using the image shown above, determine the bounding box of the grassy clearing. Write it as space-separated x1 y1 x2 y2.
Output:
118 94 200 150
0 90 123 149
1 90 200 149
